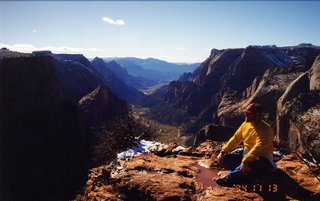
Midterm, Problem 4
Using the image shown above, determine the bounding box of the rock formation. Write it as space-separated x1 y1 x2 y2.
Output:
0 49 130 200
33 51 104 102
148 45 320 159
160 46 297 133
91 57 114 76
310 55 320 90
78 84 128 126
276 55 320 160
34 52 145 104
0 50 89 200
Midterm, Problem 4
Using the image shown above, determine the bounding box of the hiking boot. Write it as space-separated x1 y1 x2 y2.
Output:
215 175 233 187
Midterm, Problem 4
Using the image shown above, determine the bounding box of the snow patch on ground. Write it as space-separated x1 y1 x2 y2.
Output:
117 140 185 159
172 146 185 153
261 49 293 67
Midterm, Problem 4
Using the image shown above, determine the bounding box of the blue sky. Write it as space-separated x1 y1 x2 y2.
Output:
1 1 320 63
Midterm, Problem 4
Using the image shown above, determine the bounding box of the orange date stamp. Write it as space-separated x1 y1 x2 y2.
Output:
233 184 278 193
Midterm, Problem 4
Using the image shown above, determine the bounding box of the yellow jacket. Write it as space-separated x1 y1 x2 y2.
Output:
221 120 274 162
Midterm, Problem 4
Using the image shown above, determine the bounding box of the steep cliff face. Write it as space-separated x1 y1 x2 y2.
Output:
162 46 294 131
34 52 145 104
230 57 315 125
309 55 320 90
91 57 113 76
190 46 292 90
276 55 320 160
0 50 89 200
165 80 205 116
149 45 320 158
194 55 320 159
78 84 128 126
54 58 103 102
195 51 320 160
276 91 320 159
33 51 104 102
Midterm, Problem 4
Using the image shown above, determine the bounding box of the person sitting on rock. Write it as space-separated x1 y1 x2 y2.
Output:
216 103 276 186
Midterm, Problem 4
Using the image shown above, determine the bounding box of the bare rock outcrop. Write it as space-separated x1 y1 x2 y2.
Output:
158 46 295 133
276 55 320 161
310 54 320 90
78 84 128 126
276 91 320 160
33 51 103 102
34 51 145 104
76 140 320 201
216 56 315 128
165 80 205 116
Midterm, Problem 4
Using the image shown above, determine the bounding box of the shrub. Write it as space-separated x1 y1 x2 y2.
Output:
92 113 158 165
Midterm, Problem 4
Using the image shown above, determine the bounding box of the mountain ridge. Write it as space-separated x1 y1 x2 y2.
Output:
32 51 145 104
103 57 200 81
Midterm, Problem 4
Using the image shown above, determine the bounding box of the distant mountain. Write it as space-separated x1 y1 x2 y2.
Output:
126 57 199 73
103 57 200 81
90 57 146 104
105 60 160 91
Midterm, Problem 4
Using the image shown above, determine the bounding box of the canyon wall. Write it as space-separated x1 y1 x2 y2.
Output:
0 50 129 200
0 52 89 200
156 45 320 159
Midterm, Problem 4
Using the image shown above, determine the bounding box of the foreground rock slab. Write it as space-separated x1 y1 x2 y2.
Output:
112 154 202 201
75 140 320 201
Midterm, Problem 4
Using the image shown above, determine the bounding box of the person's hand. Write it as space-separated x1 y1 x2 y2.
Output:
217 152 225 166
240 162 252 175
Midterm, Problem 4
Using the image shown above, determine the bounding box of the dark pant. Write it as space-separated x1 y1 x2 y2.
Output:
223 149 274 183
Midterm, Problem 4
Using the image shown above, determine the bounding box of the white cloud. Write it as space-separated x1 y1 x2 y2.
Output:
33 29 37 33
151 47 162 50
175 47 186 51
102 17 125 25
0 43 106 53
0 44 37 52
49 46 105 52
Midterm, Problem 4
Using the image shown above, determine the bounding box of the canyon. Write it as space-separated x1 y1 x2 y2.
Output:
1 44 320 200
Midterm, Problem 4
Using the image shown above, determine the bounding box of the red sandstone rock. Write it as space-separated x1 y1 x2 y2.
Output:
75 140 320 201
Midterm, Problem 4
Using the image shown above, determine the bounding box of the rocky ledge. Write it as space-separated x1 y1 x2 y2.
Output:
75 140 320 201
